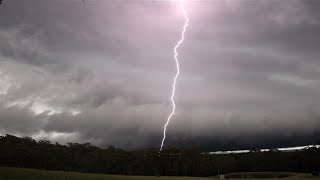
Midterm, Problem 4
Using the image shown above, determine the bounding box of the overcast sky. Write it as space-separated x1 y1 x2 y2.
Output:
1 0 320 150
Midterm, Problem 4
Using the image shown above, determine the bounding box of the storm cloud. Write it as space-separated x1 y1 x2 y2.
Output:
1 0 320 150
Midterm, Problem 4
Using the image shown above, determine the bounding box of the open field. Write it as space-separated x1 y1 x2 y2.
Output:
210 172 320 180
220 172 303 179
0 167 319 180
0 167 209 180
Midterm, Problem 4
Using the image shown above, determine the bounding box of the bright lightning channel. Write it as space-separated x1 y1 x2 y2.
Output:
160 0 189 152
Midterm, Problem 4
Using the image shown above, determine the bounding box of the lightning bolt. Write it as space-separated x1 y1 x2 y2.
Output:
160 0 189 152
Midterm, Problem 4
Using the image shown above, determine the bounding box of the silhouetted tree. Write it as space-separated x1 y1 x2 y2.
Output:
0 134 319 177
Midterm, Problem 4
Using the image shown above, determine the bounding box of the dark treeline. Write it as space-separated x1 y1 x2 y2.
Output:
0 134 319 177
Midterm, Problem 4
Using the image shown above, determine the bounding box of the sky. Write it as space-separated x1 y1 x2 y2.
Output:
1 0 320 151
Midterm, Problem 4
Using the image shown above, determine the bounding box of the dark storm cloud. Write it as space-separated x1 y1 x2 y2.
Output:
0 105 43 134
1 0 320 150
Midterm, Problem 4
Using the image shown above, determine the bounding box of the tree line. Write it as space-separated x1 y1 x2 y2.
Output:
0 134 319 176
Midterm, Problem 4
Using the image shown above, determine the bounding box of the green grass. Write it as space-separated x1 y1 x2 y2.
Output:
221 172 302 179
0 167 208 180
0 167 319 180
211 172 320 179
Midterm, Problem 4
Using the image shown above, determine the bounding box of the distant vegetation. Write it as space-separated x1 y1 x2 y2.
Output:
0 134 320 177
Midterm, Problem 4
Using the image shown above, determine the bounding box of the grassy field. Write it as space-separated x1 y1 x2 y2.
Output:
220 172 303 179
0 167 319 180
0 167 209 180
